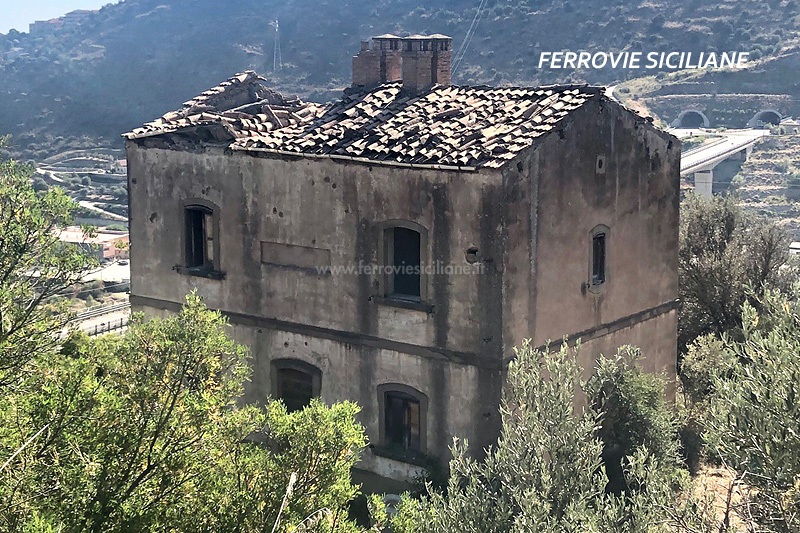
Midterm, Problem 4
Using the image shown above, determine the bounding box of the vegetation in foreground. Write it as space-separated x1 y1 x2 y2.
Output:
3 146 800 531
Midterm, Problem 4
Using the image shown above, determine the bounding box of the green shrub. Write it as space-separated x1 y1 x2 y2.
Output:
588 347 682 494
704 291 800 531
680 335 736 407
385 343 698 532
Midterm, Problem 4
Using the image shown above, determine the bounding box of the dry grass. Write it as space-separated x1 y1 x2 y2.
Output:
690 465 754 532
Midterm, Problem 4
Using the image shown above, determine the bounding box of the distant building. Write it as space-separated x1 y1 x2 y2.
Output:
59 227 129 261
125 34 679 488
781 118 800 134
29 9 96 36
29 19 62 36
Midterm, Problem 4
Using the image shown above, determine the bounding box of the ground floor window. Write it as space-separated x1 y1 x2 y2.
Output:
271 359 322 412
385 392 421 451
378 384 427 454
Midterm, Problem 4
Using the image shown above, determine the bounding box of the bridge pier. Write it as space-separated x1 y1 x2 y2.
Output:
694 169 713 197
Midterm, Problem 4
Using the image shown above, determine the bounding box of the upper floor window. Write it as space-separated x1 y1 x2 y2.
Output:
378 384 427 454
591 226 608 287
185 206 214 268
376 221 429 308
178 200 223 279
385 226 421 300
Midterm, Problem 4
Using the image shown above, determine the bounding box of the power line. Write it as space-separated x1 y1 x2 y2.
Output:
451 0 488 77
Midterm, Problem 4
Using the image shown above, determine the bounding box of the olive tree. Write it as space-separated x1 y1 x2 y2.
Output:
0 138 94 387
0 296 367 532
704 291 800 532
383 341 708 533
679 193 791 352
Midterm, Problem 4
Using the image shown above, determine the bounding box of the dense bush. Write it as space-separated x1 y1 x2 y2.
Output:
0 296 368 532
679 193 791 352
704 291 800 532
588 348 683 494
383 342 702 533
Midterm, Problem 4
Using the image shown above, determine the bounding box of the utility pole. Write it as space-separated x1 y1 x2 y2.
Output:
270 20 282 71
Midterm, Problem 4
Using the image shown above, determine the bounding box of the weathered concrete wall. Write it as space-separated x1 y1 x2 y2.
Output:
134 295 489 479
512 96 679 380
127 142 504 354
229 323 482 480
127 140 505 461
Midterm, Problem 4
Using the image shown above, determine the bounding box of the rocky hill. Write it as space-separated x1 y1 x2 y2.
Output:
1 0 799 156
731 134 800 238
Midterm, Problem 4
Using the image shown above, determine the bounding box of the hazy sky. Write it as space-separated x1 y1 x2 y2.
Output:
0 1 115 34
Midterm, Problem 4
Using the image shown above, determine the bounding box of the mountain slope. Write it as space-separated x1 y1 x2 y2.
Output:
0 0 798 155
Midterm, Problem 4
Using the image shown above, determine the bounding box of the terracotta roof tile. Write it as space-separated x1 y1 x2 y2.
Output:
123 71 324 141
126 71 602 170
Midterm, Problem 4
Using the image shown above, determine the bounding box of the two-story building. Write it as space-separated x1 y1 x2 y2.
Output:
124 34 679 487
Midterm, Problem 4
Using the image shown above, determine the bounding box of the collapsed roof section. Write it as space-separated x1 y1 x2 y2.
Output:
126 71 603 170
124 71 324 142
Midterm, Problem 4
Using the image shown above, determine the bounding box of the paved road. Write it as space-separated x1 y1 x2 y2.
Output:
669 128 770 175
76 310 129 336
78 200 127 222
83 262 130 283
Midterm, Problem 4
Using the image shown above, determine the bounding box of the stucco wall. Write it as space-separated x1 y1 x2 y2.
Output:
536 100 677 335
127 142 506 358
229 323 486 477
127 142 506 460
505 97 679 380
133 303 492 471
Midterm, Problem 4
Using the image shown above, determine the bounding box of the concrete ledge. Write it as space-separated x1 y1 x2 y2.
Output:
130 294 678 371
534 299 679 354
129 294 503 370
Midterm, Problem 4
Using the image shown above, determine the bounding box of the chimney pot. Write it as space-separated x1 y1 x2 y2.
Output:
400 34 452 94
351 33 451 93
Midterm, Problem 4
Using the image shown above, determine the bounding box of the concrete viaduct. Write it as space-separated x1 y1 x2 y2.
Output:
675 129 770 196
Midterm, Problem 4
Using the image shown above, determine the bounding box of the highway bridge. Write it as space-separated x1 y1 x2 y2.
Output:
670 128 770 196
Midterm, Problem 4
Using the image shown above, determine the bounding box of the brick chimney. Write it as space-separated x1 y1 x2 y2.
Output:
400 34 452 93
352 33 452 93
351 34 402 89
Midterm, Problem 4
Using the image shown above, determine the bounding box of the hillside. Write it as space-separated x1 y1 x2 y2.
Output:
615 46 800 129
731 133 800 238
1 0 799 157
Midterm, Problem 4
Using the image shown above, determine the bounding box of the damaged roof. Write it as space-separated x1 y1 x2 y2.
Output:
126 71 603 170
124 71 325 141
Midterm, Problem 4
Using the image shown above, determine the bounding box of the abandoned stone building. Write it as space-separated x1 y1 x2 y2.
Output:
124 33 679 488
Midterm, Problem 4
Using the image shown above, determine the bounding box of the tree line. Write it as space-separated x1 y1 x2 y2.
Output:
2 139 799 531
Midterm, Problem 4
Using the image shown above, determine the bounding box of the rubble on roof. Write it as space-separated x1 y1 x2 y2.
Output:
126 72 603 169
233 82 600 169
123 71 324 141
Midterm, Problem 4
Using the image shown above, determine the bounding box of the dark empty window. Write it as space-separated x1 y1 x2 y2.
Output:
276 368 314 412
592 232 607 285
185 206 214 268
387 227 421 300
271 359 321 413
384 391 421 451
